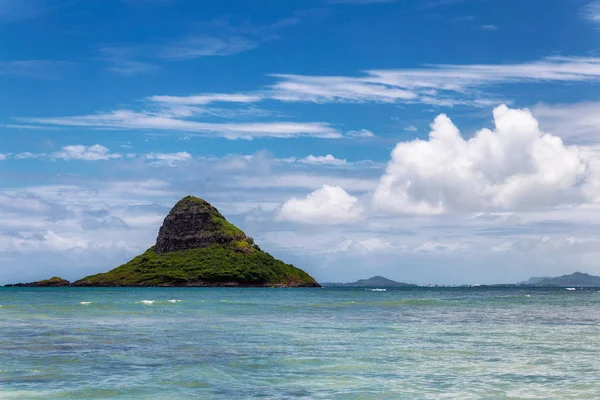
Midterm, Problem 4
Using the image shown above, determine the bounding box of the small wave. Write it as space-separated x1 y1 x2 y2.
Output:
79 302 93 305
167 300 181 303
566 288 577 291
525 295 531 298
137 300 155 305
369 288 387 292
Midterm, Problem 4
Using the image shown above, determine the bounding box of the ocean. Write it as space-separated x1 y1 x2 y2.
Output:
1 287 599 399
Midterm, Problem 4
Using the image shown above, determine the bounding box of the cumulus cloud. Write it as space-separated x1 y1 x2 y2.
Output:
278 185 363 224
52 144 121 161
374 105 597 215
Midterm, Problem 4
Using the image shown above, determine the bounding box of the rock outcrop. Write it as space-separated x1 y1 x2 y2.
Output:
73 196 320 287
154 197 246 253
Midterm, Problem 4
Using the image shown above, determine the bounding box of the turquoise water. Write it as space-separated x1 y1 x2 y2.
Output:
1 287 600 399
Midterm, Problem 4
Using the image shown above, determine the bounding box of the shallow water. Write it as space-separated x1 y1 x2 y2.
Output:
1 287 599 399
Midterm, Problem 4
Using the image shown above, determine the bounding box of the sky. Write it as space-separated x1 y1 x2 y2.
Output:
1 0 600 285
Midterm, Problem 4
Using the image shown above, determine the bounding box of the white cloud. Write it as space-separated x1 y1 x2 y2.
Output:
149 93 261 105
404 125 418 132
0 231 133 253
374 105 597 215
414 242 467 252
235 174 378 192
23 110 342 140
0 60 70 79
52 145 122 161
479 24 498 31
346 129 375 138
325 0 396 4
15 152 44 159
584 0 600 24
278 185 363 224
268 56 600 107
532 101 600 143
324 237 398 253
158 36 259 60
299 154 347 166
145 152 193 167
270 73 419 103
0 154 6 160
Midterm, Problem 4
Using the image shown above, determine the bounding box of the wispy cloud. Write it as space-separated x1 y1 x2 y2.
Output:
479 24 498 31
0 60 71 78
21 110 342 140
346 129 376 138
157 36 259 60
324 0 396 4
267 56 600 107
98 10 326 75
532 101 600 143
584 0 600 24
149 93 261 105
19 56 600 136
145 152 192 167
0 0 45 21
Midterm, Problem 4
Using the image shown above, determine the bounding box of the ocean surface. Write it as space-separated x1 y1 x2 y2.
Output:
1 287 600 399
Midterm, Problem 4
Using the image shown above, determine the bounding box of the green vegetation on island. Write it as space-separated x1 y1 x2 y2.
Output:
73 245 317 287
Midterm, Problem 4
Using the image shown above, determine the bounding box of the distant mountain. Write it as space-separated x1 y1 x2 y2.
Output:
323 275 416 287
519 272 600 287
519 276 551 286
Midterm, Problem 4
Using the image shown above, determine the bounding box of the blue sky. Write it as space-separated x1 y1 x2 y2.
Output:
2 0 600 285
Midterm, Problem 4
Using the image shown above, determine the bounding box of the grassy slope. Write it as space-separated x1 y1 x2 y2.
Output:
76 244 319 287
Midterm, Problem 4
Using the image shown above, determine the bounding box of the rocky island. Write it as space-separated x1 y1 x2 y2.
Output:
322 275 416 287
7 196 320 288
5 277 70 287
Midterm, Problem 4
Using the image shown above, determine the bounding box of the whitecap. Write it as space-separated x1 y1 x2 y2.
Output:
79 302 93 305
167 300 181 303
369 288 387 292
525 295 531 298
566 288 576 291
137 300 155 305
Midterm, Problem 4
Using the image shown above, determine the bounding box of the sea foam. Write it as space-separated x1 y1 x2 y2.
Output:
137 300 155 305
79 302 93 305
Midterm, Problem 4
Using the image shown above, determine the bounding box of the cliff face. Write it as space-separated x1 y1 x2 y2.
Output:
74 196 320 288
154 197 247 254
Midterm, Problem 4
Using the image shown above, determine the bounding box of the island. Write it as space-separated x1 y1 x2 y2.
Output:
5 277 70 287
518 272 600 287
322 275 416 287
6 196 320 288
